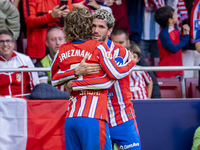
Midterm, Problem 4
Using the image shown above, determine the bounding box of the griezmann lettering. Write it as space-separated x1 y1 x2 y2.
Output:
59 49 92 62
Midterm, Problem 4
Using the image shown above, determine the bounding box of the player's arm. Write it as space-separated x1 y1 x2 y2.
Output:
160 27 190 53
51 52 79 86
51 53 102 86
66 44 135 92
97 43 136 80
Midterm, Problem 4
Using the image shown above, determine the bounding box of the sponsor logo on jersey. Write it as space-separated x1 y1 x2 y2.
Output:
106 52 112 59
114 57 123 66
108 92 114 97
119 142 140 150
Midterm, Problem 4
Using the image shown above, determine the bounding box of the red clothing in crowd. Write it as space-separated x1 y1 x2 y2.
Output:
157 27 184 78
0 51 39 96
23 0 61 59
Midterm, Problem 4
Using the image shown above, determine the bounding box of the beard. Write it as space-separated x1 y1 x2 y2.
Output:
92 32 108 42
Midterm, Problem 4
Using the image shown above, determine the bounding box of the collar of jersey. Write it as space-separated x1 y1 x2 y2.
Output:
73 40 89 44
0 51 17 61
107 39 112 48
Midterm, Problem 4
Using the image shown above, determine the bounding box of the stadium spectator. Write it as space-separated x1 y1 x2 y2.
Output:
0 30 39 96
51 8 136 150
191 126 200 150
0 0 20 40
140 0 164 66
35 27 66 84
128 44 153 99
111 27 161 98
60 9 141 150
23 0 69 62
71 0 113 14
180 0 200 78
154 5 190 80
110 0 131 34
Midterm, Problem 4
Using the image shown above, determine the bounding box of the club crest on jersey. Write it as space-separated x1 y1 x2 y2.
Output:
135 75 140 81
16 73 21 82
114 57 123 66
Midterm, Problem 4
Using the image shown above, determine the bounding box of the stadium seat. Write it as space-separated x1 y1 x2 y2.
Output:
190 82 200 98
185 78 198 98
157 78 183 98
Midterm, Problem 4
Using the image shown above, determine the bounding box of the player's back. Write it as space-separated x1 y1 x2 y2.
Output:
58 40 110 121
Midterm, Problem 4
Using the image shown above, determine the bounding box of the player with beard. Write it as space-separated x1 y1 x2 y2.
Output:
54 9 141 150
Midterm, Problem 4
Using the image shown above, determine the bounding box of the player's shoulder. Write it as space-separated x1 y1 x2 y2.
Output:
112 41 127 50
89 39 105 46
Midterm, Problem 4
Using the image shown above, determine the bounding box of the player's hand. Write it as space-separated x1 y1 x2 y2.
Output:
62 6 70 17
128 50 134 61
182 24 190 35
65 80 72 94
74 55 101 76
52 5 65 18
72 0 88 9
87 0 100 9
106 0 114 6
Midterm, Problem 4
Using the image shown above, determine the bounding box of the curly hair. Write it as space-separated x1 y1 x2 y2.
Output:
64 8 93 42
93 9 115 29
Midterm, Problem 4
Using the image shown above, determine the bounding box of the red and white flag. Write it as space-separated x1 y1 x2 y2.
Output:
172 0 188 31
0 97 69 150
144 0 165 11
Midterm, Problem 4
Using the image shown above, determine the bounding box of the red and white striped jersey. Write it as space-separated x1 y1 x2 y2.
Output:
65 39 137 127
106 40 136 127
51 40 136 122
0 51 39 96
130 65 152 100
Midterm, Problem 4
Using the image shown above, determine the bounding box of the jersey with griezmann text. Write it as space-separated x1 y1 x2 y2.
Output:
63 39 137 127
51 40 136 122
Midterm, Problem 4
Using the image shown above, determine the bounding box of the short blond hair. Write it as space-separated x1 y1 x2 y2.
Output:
93 9 115 29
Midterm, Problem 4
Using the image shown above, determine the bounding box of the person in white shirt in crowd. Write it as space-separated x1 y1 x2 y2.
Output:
0 30 39 96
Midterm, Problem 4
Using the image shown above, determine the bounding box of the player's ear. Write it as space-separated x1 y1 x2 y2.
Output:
108 28 113 37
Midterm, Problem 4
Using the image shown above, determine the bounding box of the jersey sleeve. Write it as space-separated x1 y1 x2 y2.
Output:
23 0 55 28
97 43 136 80
72 74 115 91
160 28 190 53
51 52 77 86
